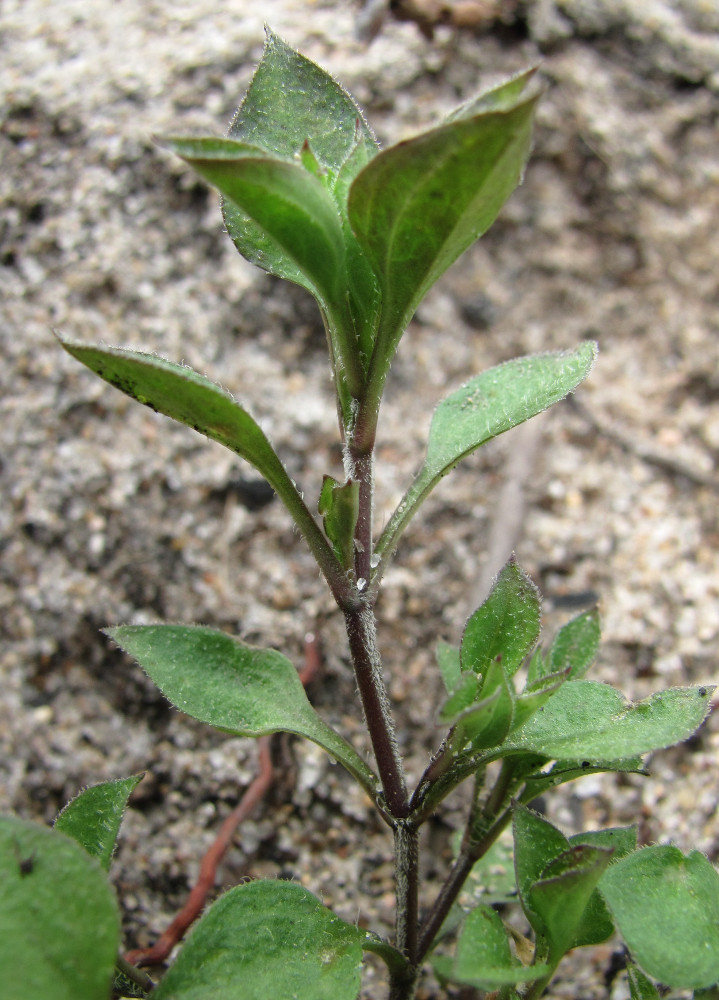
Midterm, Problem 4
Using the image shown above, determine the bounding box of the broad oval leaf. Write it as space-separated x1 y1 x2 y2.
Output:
374 343 597 566
349 84 541 416
599 846 719 989
503 681 714 761
152 880 365 1000
54 774 143 871
0 816 119 1000
106 624 377 797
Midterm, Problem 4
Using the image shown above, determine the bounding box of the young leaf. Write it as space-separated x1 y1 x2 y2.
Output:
461 559 541 679
161 137 370 400
513 804 570 929
435 904 550 989
436 640 462 694
54 774 143 871
151 880 365 1000
0 816 120 1000
446 659 515 751
228 28 377 177
512 670 568 733
349 85 541 426
528 843 613 965
318 475 359 570
528 608 600 684
503 680 714 761
627 964 661 1000
567 826 637 949
58 340 343 594
445 67 539 121
106 624 377 798
599 846 719 989
374 343 597 566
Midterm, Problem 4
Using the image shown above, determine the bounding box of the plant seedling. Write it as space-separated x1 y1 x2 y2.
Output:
2 28 717 1000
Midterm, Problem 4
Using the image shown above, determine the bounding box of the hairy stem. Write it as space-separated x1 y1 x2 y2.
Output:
344 604 408 817
394 821 420 963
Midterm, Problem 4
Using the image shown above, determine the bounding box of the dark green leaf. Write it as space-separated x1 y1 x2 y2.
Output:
318 475 359 570
106 625 377 798
461 560 541 680
0 817 119 1000
349 85 541 411
599 846 719 989
374 344 597 564
152 880 365 1000
54 774 143 871
504 681 714 761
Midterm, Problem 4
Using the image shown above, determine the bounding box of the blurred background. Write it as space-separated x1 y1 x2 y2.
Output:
2 2 718 996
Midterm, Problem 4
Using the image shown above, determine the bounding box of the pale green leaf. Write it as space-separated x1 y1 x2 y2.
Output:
375 344 597 565
0 817 119 1000
152 880 365 1000
54 774 143 871
106 624 377 798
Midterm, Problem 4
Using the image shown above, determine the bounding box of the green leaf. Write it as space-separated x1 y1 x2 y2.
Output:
568 825 637 948
228 28 377 176
152 880 365 1000
461 559 541 680
374 344 597 564
163 137 370 394
223 28 380 389
512 671 568 733
0 817 120 1000
436 640 462 694
513 806 613 968
528 608 600 684
349 82 541 420
627 964 661 1000
54 774 143 871
520 758 646 801
106 625 377 798
445 67 539 121
529 843 613 965
513 804 570 930
503 681 714 761
318 475 359 570
444 660 515 751
463 829 517 906
599 846 719 989
58 340 342 591
436 904 550 989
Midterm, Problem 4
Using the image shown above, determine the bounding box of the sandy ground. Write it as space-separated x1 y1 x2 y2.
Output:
1 1 718 997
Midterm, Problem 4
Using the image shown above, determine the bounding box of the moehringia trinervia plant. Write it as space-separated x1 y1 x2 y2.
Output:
2 28 718 1000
